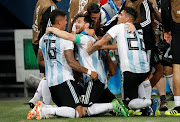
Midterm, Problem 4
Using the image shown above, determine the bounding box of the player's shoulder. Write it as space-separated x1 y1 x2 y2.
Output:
113 23 125 28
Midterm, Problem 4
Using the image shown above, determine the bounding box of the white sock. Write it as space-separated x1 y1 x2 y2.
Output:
164 75 173 94
143 80 152 100
42 107 79 118
43 104 58 108
42 79 51 105
174 96 180 107
128 98 151 109
34 78 45 100
138 82 146 99
87 103 113 116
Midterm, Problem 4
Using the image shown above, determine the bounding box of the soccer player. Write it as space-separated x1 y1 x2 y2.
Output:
46 12 129 117
87 7 152 111
29 0 61 108
161 0 180 116
28 9 99 120
68 0 100 32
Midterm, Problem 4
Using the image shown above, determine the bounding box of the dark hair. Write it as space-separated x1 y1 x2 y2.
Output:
123 7 138 21
73 12 92 25
87 3 100 15
50 9 67 25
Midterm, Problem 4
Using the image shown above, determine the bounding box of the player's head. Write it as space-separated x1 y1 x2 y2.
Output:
87 3 100 24
50 9 67 30
117 7 137 24
75 13 91 34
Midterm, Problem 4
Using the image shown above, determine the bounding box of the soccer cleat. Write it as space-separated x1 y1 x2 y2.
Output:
134 107 152 116
29 97 38 109
128 110 136 116
164 107 180 116
115 98 129 116
151 99 160 116
36 101 49 120
112 99 129 117
27 103 39 119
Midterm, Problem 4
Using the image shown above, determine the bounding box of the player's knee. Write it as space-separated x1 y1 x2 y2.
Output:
128 99 151 109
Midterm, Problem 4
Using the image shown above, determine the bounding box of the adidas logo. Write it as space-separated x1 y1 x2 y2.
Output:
170 110 178 115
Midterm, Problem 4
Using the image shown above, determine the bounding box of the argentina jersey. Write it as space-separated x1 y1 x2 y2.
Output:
107 24 150 73
39 33 74 87
76 34 107 85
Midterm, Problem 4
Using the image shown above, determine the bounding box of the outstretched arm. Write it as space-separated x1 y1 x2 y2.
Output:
64 49 98 80
87 33 112 55
46 27 76 42
101 44 117 50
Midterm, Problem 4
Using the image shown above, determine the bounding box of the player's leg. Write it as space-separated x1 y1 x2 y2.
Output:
164 66 173 93
82 80 128 117
122 71 150 108
156 77 168 111
50 80 83 118
29 77 45 109
35 101 80 120
41 78 51 105
165 22 180 116
150 63 164 87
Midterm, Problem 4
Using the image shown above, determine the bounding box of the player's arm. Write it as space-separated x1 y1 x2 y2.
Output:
87 33 112 55
105 51 116 76
37 48 45 67
101 44 117 50
84 28 99 41
64 49 98 80
46 27 76 42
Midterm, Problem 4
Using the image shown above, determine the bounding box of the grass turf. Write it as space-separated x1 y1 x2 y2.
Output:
0 95 179 122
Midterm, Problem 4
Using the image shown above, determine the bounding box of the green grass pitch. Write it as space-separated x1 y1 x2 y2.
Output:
0 95 179 122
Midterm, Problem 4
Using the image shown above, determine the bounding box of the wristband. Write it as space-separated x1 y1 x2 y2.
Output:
87 69 92 76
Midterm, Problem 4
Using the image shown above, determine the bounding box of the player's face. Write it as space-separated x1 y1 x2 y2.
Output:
117 10 128 24
90 12 100 24
56 0 61 2
75 17 85 34
60 16 67 30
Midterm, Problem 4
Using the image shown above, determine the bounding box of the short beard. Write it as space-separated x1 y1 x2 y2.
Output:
131 0 138 2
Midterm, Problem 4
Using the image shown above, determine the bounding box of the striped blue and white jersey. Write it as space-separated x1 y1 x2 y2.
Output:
75 34 107 86
39 32 74 87
107 24 150 73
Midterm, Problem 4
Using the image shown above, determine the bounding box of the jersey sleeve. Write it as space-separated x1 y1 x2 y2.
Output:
75 34 88 45
134 0 152 30
63 40 74 50
107 25 120 38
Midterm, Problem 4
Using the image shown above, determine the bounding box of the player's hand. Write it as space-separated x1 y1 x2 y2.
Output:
124 22 136 34
86 40 94 54
85 28 95 37
90 71 98 80
46 27 53 34
164 32 171 44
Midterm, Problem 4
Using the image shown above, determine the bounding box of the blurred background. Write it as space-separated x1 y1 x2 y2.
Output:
0 0 70 98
